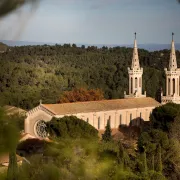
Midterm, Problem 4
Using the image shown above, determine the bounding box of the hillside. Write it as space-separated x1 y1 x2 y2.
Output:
0 44 179 110
0 42 8 53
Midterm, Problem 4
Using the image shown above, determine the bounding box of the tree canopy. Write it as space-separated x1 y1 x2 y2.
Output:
150 103 180 132
57 88 104 103
46 116 98 139
0 44 178 110
137 103 180 179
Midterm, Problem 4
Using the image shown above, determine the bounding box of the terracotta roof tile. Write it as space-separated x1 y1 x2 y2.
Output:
19 133 36 142
41 97 160 115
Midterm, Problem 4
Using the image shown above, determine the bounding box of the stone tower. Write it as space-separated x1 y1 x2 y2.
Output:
161 33 180 104
124 33 146 98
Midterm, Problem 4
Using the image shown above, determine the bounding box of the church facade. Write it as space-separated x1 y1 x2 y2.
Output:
25 33 178 138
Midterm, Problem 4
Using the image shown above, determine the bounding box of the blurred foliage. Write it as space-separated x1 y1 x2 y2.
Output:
0 108 22 154
0 108 25 180
0 0 179 19
0 0 38 17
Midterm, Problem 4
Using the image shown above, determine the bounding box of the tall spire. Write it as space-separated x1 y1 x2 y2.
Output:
131 32 140 69
169 32 177 70
125 33 146 99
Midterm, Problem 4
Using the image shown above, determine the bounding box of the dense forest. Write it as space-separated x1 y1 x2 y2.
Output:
0 43 180 110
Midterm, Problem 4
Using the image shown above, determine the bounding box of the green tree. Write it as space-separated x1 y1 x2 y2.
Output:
0 108 21 180
102 120 112 142
170 115 180 141
117 141 124 167
47 116 98 139
143 150 148 174
150 103 180 132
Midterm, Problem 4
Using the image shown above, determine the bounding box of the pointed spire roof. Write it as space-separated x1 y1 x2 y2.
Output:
169 32 177 70
131 32 140 69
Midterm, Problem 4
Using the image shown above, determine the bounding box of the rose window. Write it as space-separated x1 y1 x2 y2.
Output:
35 120 47 138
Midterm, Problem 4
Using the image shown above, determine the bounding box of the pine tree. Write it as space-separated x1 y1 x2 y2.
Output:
102 120 112 142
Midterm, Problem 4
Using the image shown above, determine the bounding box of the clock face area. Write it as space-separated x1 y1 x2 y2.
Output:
34 120 48 138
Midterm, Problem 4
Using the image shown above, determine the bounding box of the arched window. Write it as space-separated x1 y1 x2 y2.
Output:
135 77 138 88
120 114 122 125
35 120 47 138
179 78 180 96
131 78 133 94
139 77 141 87
173 78 175 94
86 118 89 123
130 114 132 121
98 117 100 129
168 78 170 95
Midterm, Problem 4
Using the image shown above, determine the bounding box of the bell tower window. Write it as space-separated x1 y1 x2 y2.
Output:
173 78 175 94
135 77 138 88
98 117 100 129
131 78 133 94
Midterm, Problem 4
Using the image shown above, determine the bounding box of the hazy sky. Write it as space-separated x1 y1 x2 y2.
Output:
0 0 180 44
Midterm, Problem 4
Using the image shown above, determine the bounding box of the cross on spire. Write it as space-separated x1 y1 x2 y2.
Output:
134 32 136 40
172 32 174 41
131 32 140 69
40 99 42 105
169 32 177 70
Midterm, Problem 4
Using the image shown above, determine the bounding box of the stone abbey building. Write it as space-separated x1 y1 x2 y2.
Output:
25 33 179 138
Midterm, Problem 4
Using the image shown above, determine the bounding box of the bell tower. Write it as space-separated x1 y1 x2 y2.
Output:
124 33 146 98
162 33 180 104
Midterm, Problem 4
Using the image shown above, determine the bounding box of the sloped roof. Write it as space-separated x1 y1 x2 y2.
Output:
4 105 26 115
19 133 36 142
19 133 52 143
41 97 160 115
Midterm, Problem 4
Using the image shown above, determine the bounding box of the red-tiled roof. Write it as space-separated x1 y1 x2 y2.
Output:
41 97 160 115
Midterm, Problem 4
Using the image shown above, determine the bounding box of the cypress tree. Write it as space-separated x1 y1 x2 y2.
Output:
117 141 124 169
143 150 148 174
152 154 154 172
7 151 18 180
102 120 112 142
156 144 163 173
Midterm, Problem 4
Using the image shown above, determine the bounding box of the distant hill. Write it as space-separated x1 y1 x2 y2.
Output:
0 40 55 47
0 42 8 53
1 40 180 52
